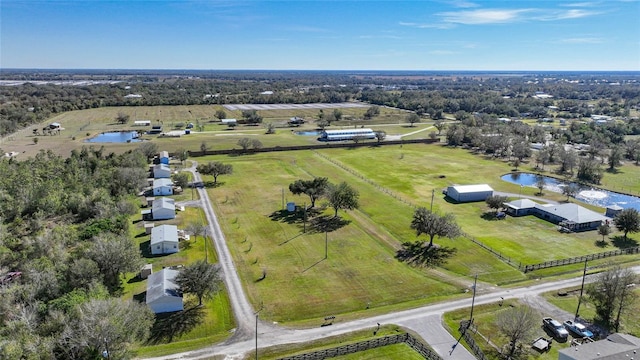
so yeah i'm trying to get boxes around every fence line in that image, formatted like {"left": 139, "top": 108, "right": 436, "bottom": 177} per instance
{"left": 463, "top": 235, "right": 520, "bottom": 268}
{"left": 459, "top": 321, "right": 490, "bottom": 360}
{"left": 522, "top": 246, "right": 640, "bottom": 273}
{"left": 278, "top": 333, "right": 442, "bottom": 360}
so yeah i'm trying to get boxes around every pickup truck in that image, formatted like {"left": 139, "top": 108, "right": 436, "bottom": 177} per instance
{"left": 563, "top": 320, "right": 594, "bottom": 338}
{"left": 543, "top": 317, "right": 568, "bottom": 339}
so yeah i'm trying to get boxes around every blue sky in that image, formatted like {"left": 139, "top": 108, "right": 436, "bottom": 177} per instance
{"left": 1, "top": 0, "right": 639, "bottom": 70}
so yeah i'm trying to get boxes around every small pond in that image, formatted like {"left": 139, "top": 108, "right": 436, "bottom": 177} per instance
{"left": 294, "top": 130, "right": 321, "bottom": 136}
{"left": 86, "top": 131, "right": 141, "bottom": 143}
{"left": 501, "top": 172, "right": 640, "bottom": 211}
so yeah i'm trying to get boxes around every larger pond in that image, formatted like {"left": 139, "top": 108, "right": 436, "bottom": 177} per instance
{"left": 501, "top": 173, "right": 640, "bottom": 211}
{"left": 85, "top": 131, "right": 141, "bottom": 143}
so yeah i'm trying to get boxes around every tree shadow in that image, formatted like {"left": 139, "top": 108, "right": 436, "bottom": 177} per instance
{"left": 128, "top": 276, "right": 145, "bottom": 285}
{"left": 146, "top": 304, "right": 205, "bottom": 344}
{"left": 395, "top": 241, "right": 458, "bottom": 268}
{"left": 605, "top": 168, "right": 622, "bottom": 175}
{"left": 202, "top": 181, "right": 225, "bottom": 188}
{"left": 308, "top": 215, "right": 350, "bottom": 233}
{"left": 135, "top": 231, "right": 148, "bottom": 238}
{"left": 611, "top": 235, "right": 639, "bottom": 249}
{"left": 481, "top": 212, "right": 500, "bottom": 221}
{"left": 269, "top": 209, "right": 304, "bottom": 224}
{"left": 594, "top": 240, "right": 609, "bottom": 248}
{"left": 132, "top": 290, "right": 146, "bottom": 302}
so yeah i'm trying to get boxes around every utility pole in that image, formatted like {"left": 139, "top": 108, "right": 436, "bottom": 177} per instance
{"left": 303, "top": 202, "right": 307, "bottom": 233}
{"left": 255, "top": 313, "right": 259, "bottom": 360}
{"left": 204, "top": 228, "right": 208, "bottom": 263}
{"left": 468, "top": 274, "right": 478, "bottom": 329}
{"left": 325, "top": 231, "right": 328, "bottom": 259}
{"left": 281, "top": 188, "right": 284, "bottom": 210}
{"left": 575, "top": 259, "right": 588, "bottom": 320}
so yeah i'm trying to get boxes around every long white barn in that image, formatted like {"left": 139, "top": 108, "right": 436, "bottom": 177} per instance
{"left": 319, "top": 128, "right": 376, "bottom": 141}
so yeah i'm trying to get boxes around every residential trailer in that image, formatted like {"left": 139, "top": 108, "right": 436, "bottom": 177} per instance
{"left": 150, "top": 225, "right": 179, "bottom": 255}
{"left": 146, "top": 268, "right": 183, "bottom": 313}
{"left": 445, "top": 184, "right": 494, "bottom": 203}
{"left": 159, "top": 151, "right": 170, "bottom": 164}
{"left": 153, "top": 178, "right": 173, "bottom": 196}
{"left": 153, "top": 163, "right": 171, "bottom": 178}
{"left": 141, "top": 197, "right": 175, "bottom": 220}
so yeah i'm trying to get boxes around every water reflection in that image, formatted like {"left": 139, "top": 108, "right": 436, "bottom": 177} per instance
{"left": 501, "top": 173, "right": 640, "bottom": 211}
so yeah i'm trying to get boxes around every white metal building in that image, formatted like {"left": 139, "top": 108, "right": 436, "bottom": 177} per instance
{"left": 153, "top": 178, "right": 173, "bottom": 196}
{"left": 159, "top": 151, "right": 170, "bottom": 164}
{"left": 319, "top": 128, "right": 376, "bottom": 141}
{"left": 153, "top": 164, "right": 171, "bottom": 179}
{"left": 150, "top": 225, "right": 180, "bottom": 255}
{"left": 146, "top": 268, "right": 183, "bottom": 313}
{"left": 445, "top": 184, "right": 494, "bottom": 203}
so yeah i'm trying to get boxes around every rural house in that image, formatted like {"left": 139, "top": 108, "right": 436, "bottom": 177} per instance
{"left": 153, "top": 178, "right": 173, "bottom": 196}
{"left": 146, "top": 268, "right": 183, "bottom": 313}
{"left": 558, "top": 333, "right": 640, "bottom": 360}
{"left": 444, "top": 184, "right": 494, "bottom": 203}
{"left": 150, "top": 224, "right": 180, "bottom": 255}
{"left": 141, "top": 197, "right": 176, "bottom": 220}
{"left": 503, "top": 200, "right": 607, "bottom": 231}
{"left": 159, "top": 151, "right": 170, "bottom": 164}
{"left": 153, "top": 163, "right": 171, "bottom": 178}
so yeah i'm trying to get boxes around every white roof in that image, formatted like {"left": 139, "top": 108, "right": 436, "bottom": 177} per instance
{"left": 449, "top": 184, "right": 494, "bottom": 193}
{"left": 504, "top": 199, "right": 537, "bottom": 209}
{"left": 159, "top": 151, "right": 169, "bottom": 158}
{"left": 540, "top": 203, "right": 607, "bottom": 224}
{"left": 153, "top": 197, "right": 175, "bottom": 211}
{"left": 154, "top": 163, "right": 170, "bottom": 172}
{"left": 146, "top": 268, "right": 181, "bottom": 304}
{"left": 153, "top": 178, "right": 173, "bottom": 188}
{"left": 324, "top": 128, "right": 374, "bottom": 134}
{"left": 151, "top": 225, "right": 179, "bottom": 246}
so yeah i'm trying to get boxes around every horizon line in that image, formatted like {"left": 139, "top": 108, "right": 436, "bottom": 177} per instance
{"left": 1, "top": 68, "right": 639, "bottom": 73}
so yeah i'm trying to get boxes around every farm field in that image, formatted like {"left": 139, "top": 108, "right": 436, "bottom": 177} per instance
{"left": 199, "top": 144, "right": 639, "bottom": 323}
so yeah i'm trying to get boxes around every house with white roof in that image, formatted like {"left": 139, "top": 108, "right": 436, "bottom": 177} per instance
{"left": 153, "top": 178, "right": 173, "bottom": 196}
{"left": 142, "top": 197, "right": 175, "bottom": 221}
{"left": 150, "top": 225, "right": 180, "bottom": 255}
{"left": 146, "top": 268, "right": 183, "bottom": 313}
{"left": 159, "top": 151, "right": 170, "bottom": 165}
{"left": 153, "top": 164, "right": 171, "bottom": 179}
{"left": 444, "top": 184, "right": 494, "bottom": 203}
{"left": 558, "top": 333, "right": 640, "bottom": 360}
{"left": 503, "top": 200, "right": 607, "bottom": 232}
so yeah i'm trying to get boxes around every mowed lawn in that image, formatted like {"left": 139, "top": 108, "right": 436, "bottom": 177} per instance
{"left": 204, "top": 152, "right": 463, "bottom": 323}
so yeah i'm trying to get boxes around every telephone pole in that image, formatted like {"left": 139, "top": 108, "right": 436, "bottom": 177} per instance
{"left": 575, "top": 259, "right": 588, "bottom": 320}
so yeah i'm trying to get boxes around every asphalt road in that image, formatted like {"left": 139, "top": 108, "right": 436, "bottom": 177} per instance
{"left": 159, "top": 162, "right": 638, "bottom": 360}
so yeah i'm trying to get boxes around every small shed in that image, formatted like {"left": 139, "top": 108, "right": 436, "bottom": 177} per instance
{"left": 221, "top": 118, "right": 237, "bottom": 125}
{"left": 150, "top": 225, "right": 179, "bottom": 255}
{"left": 134, "top": 120, "right": 151, "bottom": 126}
{"left": 144, "top": 222, "right": 155, "bottom": 235}
{"left": 140, "top": 264, "right": 153, "bottom": 279}
{"left": 153, "top": 164, "right": 171, "bottom": 179}
{"left": 605, "top": 204, "right": 624, "bottom": 218}
{"left": 445, "top": 184, "right": 494, "bottom": 203}
{"left": 159, "top": 151, "right": 170, "bottom": 164}
{"left": 146, "top": 268, "right": 183, "bottom": 314}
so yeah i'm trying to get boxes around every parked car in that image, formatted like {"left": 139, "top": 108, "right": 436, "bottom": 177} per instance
{"left": 543, "top": 317, "right": 569, "bottom": 339}
{"left": 563, "top": 320, "right": 594, "bottom": 338}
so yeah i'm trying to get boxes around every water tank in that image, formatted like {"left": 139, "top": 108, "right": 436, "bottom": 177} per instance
{"left": 287, "top": 202, "right": 296, "bottom": 212}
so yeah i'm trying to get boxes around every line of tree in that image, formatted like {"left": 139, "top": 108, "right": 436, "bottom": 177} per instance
{"left": 288, "top": 177, "right": 359, "bottom": 218}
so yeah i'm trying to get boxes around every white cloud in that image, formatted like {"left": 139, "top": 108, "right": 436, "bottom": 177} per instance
{"left": 398, "top": 21, "right": 454, "bottom": 29}
{"left": 438, "top": 9, "right": 532, "bottom": 24}
{"left": 535, "top": 9, "right": 601, "bottom": 21}
{"left": 557, "top": 37, "right": 603, "bottom": 44}
{"left": 559, "top": 2, "right": 600, "bottom": 7}
{"left": 449, "top": 0, "right": 480, "bottom": 8}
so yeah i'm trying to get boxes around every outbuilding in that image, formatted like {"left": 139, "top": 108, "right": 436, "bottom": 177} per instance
{"left": 153, "top": 164, "right": 171, "bottom": 179}
{"left": 153, "top": 178, "right": 173, "bottom": 196}
{"left": 146, "top": 268, "right": 183, "bottom": 314}
{"left": 159, "top": 151, "right": 170, "bottom": 164}
{"left": 444, "top": 184, "right": 494, "bottom": 203}
{"left": 141, "top": 197, "right": 175, "bottom": 220}
{"left": 150, "top": 225, "right": 179, "bottom": 255}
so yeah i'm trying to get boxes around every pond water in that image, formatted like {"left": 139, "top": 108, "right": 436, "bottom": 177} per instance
{"left": 86, "top": 131, "right": 141, "bottom": 143}
{"left": 501, "top": 173, "right": 640, "bottom": 211}
{"left": 294, "top": 130, "right": 321, "bottom": 136}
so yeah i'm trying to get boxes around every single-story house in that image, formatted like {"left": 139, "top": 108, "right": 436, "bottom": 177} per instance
{"left": 153, "top": 164, "right": 171, "bottom": 179}
{"left": 558, "top": 333, "right": 640, "bottom": 360}
{"left": 444, "top": 184, "right": 494, "bottom": 203}
{"left": 150, "top": 224, "right": 179, "bottom": 255}
{"left": 504, "top": 200, "right": 608, "bottom": 232}
{"left": 146, "top": 268, "right": 183, "bottom": 313}
{"left": 142, "top": 197, "right": 175, "bottom": 220}
{"left": 159, "top": 151, "right": 170, "bottom": 164}
{"left": 134, "top": 120, "right": 151, "bottom": 126}
{"left": 153, "top": 178, "right": 173, "bottom": 196}
{"left": 221, "top": 118, "right": 237, "bottom": 125}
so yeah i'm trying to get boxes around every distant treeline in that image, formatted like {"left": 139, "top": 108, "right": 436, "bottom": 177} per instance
{"left": 1, "top": 71, "right": 640, "bottom": 136}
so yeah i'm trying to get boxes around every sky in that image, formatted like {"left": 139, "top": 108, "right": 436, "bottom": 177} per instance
{"left": 1, "top": 0, "right": 639, "bottom": 71}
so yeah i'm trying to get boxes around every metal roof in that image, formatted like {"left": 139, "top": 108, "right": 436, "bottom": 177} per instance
{"left": 151, "top": 225, "right": 179, "bottom": 246}
{"left": 153, "top": 197, "right": 175, "bottom": 211}
{"left": 153, "top": 178, "right": 173, "bottom": 188}
{"left": 449, "top": 184, "right": 494, "bottom": 193}
{"left": 146, "top": 268, "right": 182, "bottom": 305}
{"left": 537, "top": 203, "right": 607, "bottom": 223}
{"left": 559, "top": 333, "right": 640, "bottom": 360}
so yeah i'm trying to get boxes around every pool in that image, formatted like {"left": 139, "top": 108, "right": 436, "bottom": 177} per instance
{"left": 86, "top": 131, "right": 141, "bottom": 143}
{"left": 501, "top": 172, "right": 640, "bottom": 211}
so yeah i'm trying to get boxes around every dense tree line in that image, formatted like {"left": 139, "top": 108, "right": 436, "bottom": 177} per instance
{"left": 0, "top": 147, "right": 152, "bottom": 358}
{"left": 1, "top": 71, "right": 639, "bottom": 136}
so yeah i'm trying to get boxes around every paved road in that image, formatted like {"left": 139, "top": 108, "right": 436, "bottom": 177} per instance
{"left": 154, "top": 162, "right": 638, "bottom": 360}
